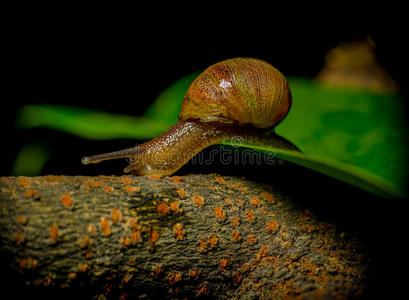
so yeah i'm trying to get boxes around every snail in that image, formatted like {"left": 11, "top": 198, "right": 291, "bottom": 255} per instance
{"left": 82, "top": 57, "right": 298, "bottom": 175}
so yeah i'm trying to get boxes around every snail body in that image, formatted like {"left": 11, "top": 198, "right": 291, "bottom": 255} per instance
{"left": 82, "top": 58, "right": 297, "bottom": 175}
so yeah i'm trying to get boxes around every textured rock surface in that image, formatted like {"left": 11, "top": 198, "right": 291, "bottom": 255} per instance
{"left": 0, "top": 174, "right": 370, "bottom": 299}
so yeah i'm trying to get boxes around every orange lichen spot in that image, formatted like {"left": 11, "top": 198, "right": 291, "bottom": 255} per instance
{"left": 152, "top": 265, "right": 164, "bottom": 278}
{"left": 321, "top": 237, "right": 329, "bottom": 249}
{"left": 299, "top": 257, "right": 321, "bottom": 278}
{"left": 170, "top": 201, "right": 182, "bottom": 214}
{"left": 230, "top": 183, "right": 239, "bottom": 189}
{"left": 67, "top": 272, "right": 77, "bottom": 280}
{"left": 214, "top": 206, "right": 226, "bottom": 221}
{"left": 168, "top": 272, "right": 182, "bottom": 285}
{"left": 148, "top": 175, "right": 162, "bottom": 179}
{"left": 81, "top": 264, "right": 88, "bottom": 273}
{"left": 121, "top": 178, "right": 133, "bottom": 184}
{"left": 197, "top": 285, "right": 208, "bottom": 296}
{"left": 50, "top": 225, "right": 62, "bottom": 243}
{"left": 198, "top": 239, "right": 208, "bottom": 253}
{"left": 105, "top": 186, "right": 113, "bottom": 193}
{"left": 17, "top": 177, "right": 29, "bottom": 187}
{"left": 215, "top": 176, "right": 226, "bottom": 184}
{"left": 15, "top": 232, "right": 24, "bottom": 244}
{"left": 85, "top": 251, "right": 92, "bottom": 259}
{"left": 87, "top": 225, "right": 97, "bottom": 234}
{"left": 282, "top": 240, "right": 291, "bottom": 248}
{"left": 231, "top": 217, "right": 240, "bottom": 228}
{"left": 61, "top": 192, "right": 73, "bottom": 207}
{"left": 301, "top": 224, "right": 316, "bottom": 233}
{"left": 240, "top": 263, "right": 251, "bottom": 273}
{"left": 260, "top": 191, "right": 275, "bottom": 203}
{"left": 123, "top": 273, "right": 133, "bottom": 284}
{"left": 84, "top": 180, "right": 103, "bottom": 188}
{"left": 280, "top": 230, "right": 289, "bottom": 238}
{"left": 198, "top": 234, "right": 218, "bottom": 253}
{"left": 189, "top": 269, "right": 201, "bottom": 280}
{"left": 230, "top": 206, "right": 239, "bottom": 213}
{"left": 235, "top": 199, "right": 244, "bottom": 207}
{"left": 302, "top": 209, "right": 312, "bottom": 219}
{"left": 106, "top": 284, "right": 113, "bottom": 295}
{"left": 124, "top": 185, "right": 140, "bottom": 193}
{"left": 256, "top": 245, "right": 269, "bottom": 262}
{"left": 171, "top": 176, "right": 183, "bottom": 184}
{"left": 76, "top": 236, "right": 91, "bottom": 249}
{"left": 232, "top": 231, "right": 242, "bottom": 242}
{"left": 127, "top": 217, "right": 138, "bottom": 227}
{"left": 259, "top": 246, "right": 268, "bottom": 257}
{"left": 17, "top": 215, "right": 28, "bottom": 226}
{"left": 111, "top": 208, "right": 123, "bottom": 224}
{"left": 245, "top": 210, "right": 255, "bottom": 222}
{"left": 19, "top": 257, "right": 37, "bottom": 272}
{"left": 208, "top": 234, "right": 218, "bottom": 248}
{"left": 128, "top": 218, "right": 141, "bottom": 231}
{"left": 320, "top": 223, "right": 330, "bottom": 230}
{"left": 219, "top": 258, "right": 231, "bottom": 273}
{"left": 177, "top": 188, "right": 187, "bottom": 199}
{"left": 276, "top": 234, "right": 291, "bottom": 249}
{"left": 260, "top": 207, "right": 267, "bottom": 215}
{"left": 266, "top": 220, "right": 279, "bottom": 233}
{"left": 131, "top": 231, "right": 142, "bottom": 244}
{"left": 44, "top": 276, "right": 52, "bottom": 286}
{"left": 150, "top": 229, "right": 159, "bottom": 243}
{"left": 247, "top": 234, "right": 257, "bottom": 245}
{"left": 24, "top": 189, "right": 40, "bottom": 199}
{"left": 157, "top": 202, "right": 170, "bottom": 215}
{"left": 250, "top": 196, "right": 260, "bottom": 207}
{"left": 173, "top": 223, "right": 186, "bottom": 241}
{"left": 232, "top": 271, "right": 242, "bottom": 285}
{"left": 240, "top": 186, "right": 247, "bottom": 193}
{"left": 225, "top": 197, "right": 232, "bottom": 206}
{"left": 45, "top": 175, "right": 63, "bottom": 182}
{"left": 193, "top": 194, "right": 204, "bottom": 206}
{"left": 100, "top": 217, "right": 111, "bottom": 236}
{"left": 121, "top": 236, "right": 131, "bottom": 247}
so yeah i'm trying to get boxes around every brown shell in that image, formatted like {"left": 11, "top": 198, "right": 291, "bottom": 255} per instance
{"left": 179, "top": 58, "right": 292, "bottom": 129}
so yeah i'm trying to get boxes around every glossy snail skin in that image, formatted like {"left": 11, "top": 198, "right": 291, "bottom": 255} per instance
{"left": 82, "top": 58, "right": 296, "bottom": 175}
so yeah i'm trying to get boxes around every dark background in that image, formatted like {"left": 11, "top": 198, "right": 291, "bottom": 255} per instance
{"left": 2, "top": 10, "right": 408, "bottom": 298}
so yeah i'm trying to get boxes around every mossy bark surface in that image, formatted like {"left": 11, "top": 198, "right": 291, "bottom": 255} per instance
{"left": 0, "top": 174, "right": 370, "bottom": 299}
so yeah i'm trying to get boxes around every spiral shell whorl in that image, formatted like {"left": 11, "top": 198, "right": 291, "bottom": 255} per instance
{"left": 179, "top": 57, "right": 291, "bottom": 129}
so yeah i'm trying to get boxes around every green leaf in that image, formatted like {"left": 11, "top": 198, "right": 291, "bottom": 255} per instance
{"left": 144, "top": 74, "right": 408, "bottom": 199}
{"left": 143, "top": 72, "right": 199, "bottom": 123}
{"left": 17, "top": 105, "right": 170, "bottom": 140}
{"left": 12, "top": 142, "right": 50, "bottom": 176}
{"left": 222, "top": 142, "right": 405, "bottom": 199}
{"left": 276, "top": 77, "right": 408, "bottom": 197}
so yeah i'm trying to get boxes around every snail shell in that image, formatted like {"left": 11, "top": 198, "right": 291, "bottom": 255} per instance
{"left": 179, "top": 57, "right": 292, "bottom": 129}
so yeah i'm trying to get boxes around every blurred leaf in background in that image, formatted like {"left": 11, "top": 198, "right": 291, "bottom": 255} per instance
{"left": 14, "top": 40, "right": 408, "bottom": 199}
{"left": 11, "top": 142, "right": 51, "bottom": 176}
{"left": 17, "top": 105, "right": 171, "bottom": 140}
{"left": 143, "top": 72, "right": 199, "bottom": 125}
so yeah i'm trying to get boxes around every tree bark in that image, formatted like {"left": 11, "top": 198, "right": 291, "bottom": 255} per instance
{"left": 0, "top": 174, "right": 370, "bottom": 299}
